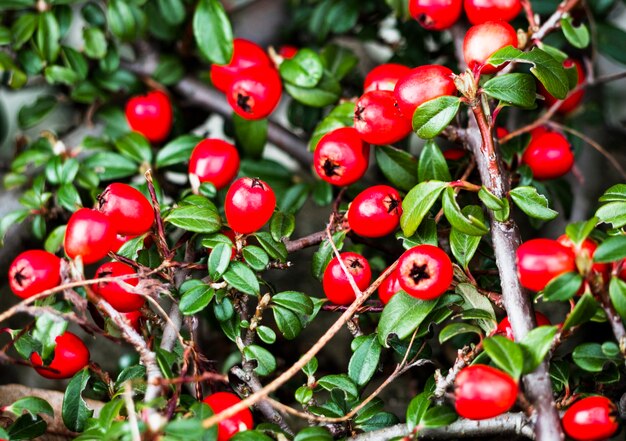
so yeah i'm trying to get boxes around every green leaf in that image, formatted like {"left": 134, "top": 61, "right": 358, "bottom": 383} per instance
{"left": 320, "top": 44, "right": 358, "bottom": 80}
{"left": 223, "top": 261, "right": 260, "bottom": 295}
{"left": 597, "top": 23, "right": 626, "bottom": 66}
{"left": 284, "top": 74, "right": 341, "bottom": 107}
{"left": 510, "top": 186, "right": 558, "bottom": 220}
{"left": 272, "top": 305, "right": 303, "bottom": 340}
{"left": 311, "top": 231, "right": 346, "bottom": 280}
{"left": 231, "top": 431, "right": 273, "bottom": 441}
{"left": 279, "top": 48, "right": 324, "bottom": 88}
{"left": 158, "top": 0, "right": 186, "bottom": 25}
{"left": 412, "top": 96, "right": 460, "bottom": 139}
{"left": 84, "top": 152, "right": 138, "bottom": 180}
{"left": 254, "top": 231, "right": 288, "bottom": 262}
{"left": 418, "top": 140, "right": 451, "bottom": 182}
{"left": 442, "top": 189, "right": 489, "bottom": 236}
{"left": 256, "top": 325, "right": 276, "bottom": 344}
{"left": 594, "top": 236, "right": 626, "bottom": 263}
{"left": 400, "top": 181, "right": 447, "bottom": 237}
{"left": 5, "top": 397, "right": 53, "bottom": 417}
{"left": 57, "top": 183, "right": 81, "bottom": 211}
{"left": 165, "top": 198, "right": 221, "bottom": 233}
{"left": 107, "top": 0, "right": 138, "bottom": 40}
{"left": 62, "top": 369, "right": 93, "bottom": 432}
{"left": 7, "top": 414, "right": 46, "bottom": 440}
{"left": 294, "top": 427, "right": 332, "bottom": 441}
{"left": 193, "top": 0, "right": 233, "bottom": 64}
{"left": 377, "top": 292, "right": 439, "bottom": 347}
{"left": 156, "top": 135, "right": 203, "bottom": 168}
{"left": 83, "top": 27, "right": 107, "bottom": 59}
{"left": 520, "top": 325, "right": 558, "bottom": 373}
{"left": 308, "top": 102, "right": 354, "bottom": 151}
{"left": 572, "top": 342, "right": 619, "bottom": 372}
{"left": 439, "top": 323, "right": 482, "bottom": 344}
{"left": 317, "top": 374, "right": 358, "bottom": 399}
{"left": 243, "top": 345, "right": 276, "bottom": 376}
{"left": 609, "top": 277, "right": 626, "bottom": 322}
{"left": 565, "top": 218, "right": 598, "bottom": 247}
{"left": 561, "top": 17, "right": 590, "bottom": 49}
{"left": 488, "top": 47, "right": 568, "bottom": 100}
{"left": 421, "top": 405, "right": 457, "bottom": 428}
{"left": 115, "top": 132, "right": 153, "bottom": 164}
{"left": 44, "top": 225, "right": 66, "bottom": 254}
{"left": 37, "top": 12, "right": 60, "bottom": 62}
{"left": 180, "top": 283, "right": 215, "bottom": 315}
{"left": 375, "top": 145, "right": 419, "bottom": 191}
{"left": 599, "top": 184, "right": 626, "bottom": 203}
{"left": 455, "top": 283, "right": 496, "bottom": 333}
{"left": 450, "top": 210, "right": 482, "bottom": 269}
{"left": 44, "top": 65, "right": 80, "bottom": 86}
{"left": 270, "top": 211, "right": 295, "bottom": 241}
{"left": 562, "top": 292, "right": 600, "bottom": 331}
{"left": 483, "top": 335, "right": 523, "bottom": 379}
{"left": 543, "top": 272, "right": 582, "bottom": 301}
{"left": 18, "top": 95, "right": 57, "bottom": 129}
{"left": 595, "top": 201, "right": 626, "bottom": 228}
{"left": 34, "top": 313, "right": 67, "bottom": 361}
{"left": 406, "top": 392, "right": 431, "bottom": 431}
{"left": 11, "top": 13, "right": 37, "bottom": 50}
{"left": 272, "top": 291, "right": 314, "bottom": 315}
{"left": 483, "top": 73, "right": 537, "bottom": 108}
{"left": 348, "top": 334, "right": 382, "bottom": 386}
{"left": 233, "top": 114, "right": 267, "bottom": 158}
{"left": 153, "top": 55, "right": 185, "bottom": 86}
{"left": 208, "top": 243, "right": 232, "bottom": 281}
{"left": 242, "top": 246, "right": 269, "bottom": 271}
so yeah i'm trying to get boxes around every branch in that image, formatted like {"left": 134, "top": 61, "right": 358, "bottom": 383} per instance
{"left": 284, "top": 230, "right": 328, "bottom": 253}
{"left": 531, "top": 0, "right": 581, "bottom": 42}
{"left": 348, "top": 413, "right": 535, "bottom": 440}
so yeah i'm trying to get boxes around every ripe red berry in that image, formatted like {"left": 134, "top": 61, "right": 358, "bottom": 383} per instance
{"left": 409, "top": 0, "right": 463, "bottom": 30}
{"left": 354, "top": 90, "right": 412, "bottom": 146}
{"left": 495, "top": 312, "right": 551, "bottom": 341}
{"left": 313, "top": 127, "right": 370, "bottom": 187}
{"left": 30, "top": 331, "right": 90, "bottom": 379}
{"left": 397, "top": 245, "right": 453, "bottom": 300}
{"left": 8, "top": 250, "right": 61, "bottom": 299}
{"left": 227, "top": 65, "right": 282, "bottom": 120}
{"left": 496, "top": 126, "right": 509, "bottom": 139}
{"left": 516, "top": 238, "right": 577, "bottom": 292}
{"left": 454, "top": 364, "right": 518, "bottom": 420}
{"left": 225, "top": 177, "right": 276, "bottom": 234}
{"left": 92, "top": 261, "right": 144, "bottom": 312}
{"left": 65, "top": 208, "right": 117, "bottom": 265}
{"left": 203, "top": 392, "right": 254, "bottom": 441}
{"left": 125, "top": 90, "right": 173, "bottom": 143}
{"left": 393, "top": 65, "right": 456, "bottom": 118}
{"left": 97, "top": 183, "right": 154, "bottom": 236}
{"left": 364, "top": 63, "right": 412, "bottom": 93}
{"left": 347, "top": 185, "right": 403, "bottom": 238}
{"left": 188, "top": 139, "right": 240, "bottom": 190}
{"left": 443, "top": 148, "right": 467, "bottom": 161}
{"left": 521, "top": 131, "right": 574, "bottom": 180}
{"left": 123, "top": 310, "right": 143, "bottom": 332}
{"left": 464, "top": 0, "right": 522, "bottom": 25}
{"left": 557, "top": 235, "right": 609, "bottom": 276}
{"left": 211, "top": 39, "right": 271, "bottom": 93}
{"left": 323, "top": 252, "right": 372, "bottom": 305}
{"left": 278, "top": 45, "right": 298, "bottom": 59}
{"left": 378, "top": 268, "right": 402, "bottom": 305}
{"left": 562, "top": 396, "right": 619, "bottom": 441}
{"left": 539, "top": 58, "right": 586, "bottom": 114}
{"left": 463, "top": 21, "right": 518, "bottom": 75}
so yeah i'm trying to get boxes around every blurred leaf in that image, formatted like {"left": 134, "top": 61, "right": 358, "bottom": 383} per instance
{"left": 317, "top": 374, "right": 358, "bottom": 399}
{"left": 156, "top": 134, "right": 202, "bottom": 168}
{"left": 5, "top": 397, "right": 53, "bottom": 418}
{"left": 11, "top": 13, "right": 37, "bottom": 49}
{"left": 561, "top": 17, "right": 590, "bottom": 49}
{"left": 308, "top": 102, "right": 354, "bottom": 151}
{"left": 375, "top": 145, "right": 419, "bottom": 191}
{"left": 543, "top": 272, "right": 582, "bottom": 301}
{"left": 18, "top": 95, "right": 57, "bottom": 129}
{"left": 153, "top": 55, "right": 185, "bottom": 85}
{"left": 233, "top": 114, "right": 267, "bottom": 158}
{"left": 594, "top": 236, "right": 626, "bottom": 263}
{"left": 284, "top": 74, "right": 341, "bottom": 107}
{"left": 439, "top": 323, "right": 482, "bottom": 343}
{"left": 572, "top": 342, "right": 620, "bottom": 372}
{"left": 7, "top": 414, "right": 47, "bottom": 440}
{"left": 483, "top": 335, "right": 523, "bottom": 379}
{"left": 320, "top": 44, "right": 358, "bottom": 80}
{"left": 510, "top": 186, "right": 558, "bottom": 220}
{"left": 193, "top": 0, "right": 233, "bottom": 64}
{"left": 280, "top": 48, "right": 324, "bottom": 88}
{"left": 158, "top": 0, "right": 186, "bottom": 25}
{"left": 520, "top": 325, "right": 558, "bottom": 373}
{"left": 83, "top": 27, "right": 107, "bottom": 59}
{"left": 562, "top": 292, "right": 600, "bottom": 331}
{"left": 609, "top": 277, "right": 626, "bottom": 322}
{"left": 37, "top": 12, "right": 60, "bottom": 62}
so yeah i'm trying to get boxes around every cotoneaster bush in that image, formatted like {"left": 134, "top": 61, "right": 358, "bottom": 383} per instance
{"left": 0, "top": 1, "right": 625, "bottom": 441}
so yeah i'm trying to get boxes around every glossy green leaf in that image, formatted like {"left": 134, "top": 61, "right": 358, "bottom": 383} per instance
{"left": 561, "top": 16, "right": 590, "bottom": 49}
{"left": 279, "top": 48, "right": 324, "bottom": 88}
{"left": 165, "top": 197, "right": 221, "bottom": 233}
{"left": 510, "top": 186, "right": 558, "bottom": 220}
{"left": 377, "top": 292, "right": 439, "bottom": 347}
{"left": 180, "top": 283, "right": 214, "bottom": 315}
{"left": 520, "top": 325, "right": 558, "bottom": 373}
{"left": 543, "top": 272, "right": 582, "bottom": 301}
{"left": 18, "top": 95, "right": 57, "bottom": 129}
{"left": 242, "top": 246, "right": 269, "bottom": 271}
{"left": 418, "top": 140, "right": 451, "bottom": 182}
{"left": 272, "top": 291, "right": 314, "bottom": 315}
{"left": 443, "top": 189, "right": 489, "bottom": 236}
{"left": 412, "top": 96, "right": 460, "bottom": 139}
{"left": 243, "top": 345, "right": 276, "bottom": 376}
{"left": 37, "top": 12, "right": 60, "bottom": 62}
{"left": 483, "top": 335, "right": 523, "bottom": 379}
{"left": 400, "top": 180, "right": 446, "bottom": 237}
{"left": 375, "top": 145, "right": 419, "bottom": 191}
{"left": 233, "top": 114, "right": 267, "bottom": 158}
{"left": 438, "top": 323, "right": 482, "bottom": 344}
{"left": 156, "top": 135, "right": 203, "bottom": 168}
{"left": 84, "top": 152, "right": 138, "bottom": 180}
{"left": 348, "top": 334, "right": 382, "bottom": 386}
{"left": 223, "top": 261, "right": 260, "bottom": 295}
{"left": 317, "top": 374, "right": 358, "bottom": 399}
{"left": 272, "top": 305, "right": 303, "bottom": 340}
{"left": 562, "top": 292, "right": 600, "bottom": 331}
{"left": 62, "top": 369, "right": 93, "bottom": 432}
{"left": 284, "top": 74, "right": 341, "bottom": 108}
{"left": 594, "top": 236, "right": 626, "bottom": 263}
{"left": 609, "top": 277, "right": 626, "bottom": 322}
{"left": 483, "top": 73, "right": 537, "bottom": 108}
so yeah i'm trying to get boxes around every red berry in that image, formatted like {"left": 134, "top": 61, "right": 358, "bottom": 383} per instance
{"left": 496, "top": 126, "right": 509, "bottom": 139}
{"left": 409, "top": 0, "right": 463, "bottom": 30}
{"left": 454, "top": 364, "right": 518, "bottom": 420}
{"left": 125, "top": 90, "right": 173, "bottom": 143}
{"left": 463, "top": 21, "right": 518, "bottom": 75}
{"left": 443, "top": 148, "right": 467, "bottom": 161}
{"left": 227, "top": 65, "right": 282, "bottom": 120}
{"left": 8, "top": 250, "right": 61, "bottom": 299}
{"left": 313, "top": 127, "right": 370, "bottom": 187}
{"left": 539, "top": 58, "right": 586, "bottom": 114}
{"left": 522, "top": 131, "right": 574, "bottom": 180}
{"left": 557, "top": 235, "right": 609, "bottom": 276}
{"left": 354, "top": 90, "right": 412, "bottom": 146}
{"left": 30, "top": 331, "right": 90, "bottom": 379}
{"left": 562, "top": 396, "right": 619, "bottom": 441}
{"left": 225, "top": 177, "right": 276, "bottom": 234}
{"left": 464, "top": 0, "right": 522, "bottom": 25}
{"left": 516, "top": 238, "right": 577, "bottom": 292}
{"left": 210, "top": 38, "right": 271, "bottom": 93}
{"left": 495, "top": 312, "right": 551, "bottom": 341}
{"left": 203, "top": 392, "right": 254, "bottom": 441}
{"left": 97, "top": 183, "right": 154, "bottom": 236}
{"left": 397, "top": 245, "right": 453, "bottom": 300}
{"left": 278, "top": 45, "right": 298, "bottom": 59}
{"left": 378, "top": 268, "right": 402, "bottom": 305}
{"left": 123, "top": 310, "right": 143, "bottom": 332}
{"left": 364, "top": 63, "right": 412, "bottom": 93}
{"left": 65, "top": 208, "right": 117, "bottom": 264}
{"left": 92, "top": 262, "right": 144, "bottom": 312}
{"left": 347, "top": 185, "right": 403, "bottom": 238}
{"left": 323, "top": 252, "right": 372, "bottom": 305}
{"left": 393, "top": 65, "right": 456, "bottom": 118}
{"left": 188, "top": 139, "right": 240, "bottom": 190}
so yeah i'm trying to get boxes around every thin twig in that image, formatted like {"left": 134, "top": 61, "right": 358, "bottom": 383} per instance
{"left": 123, "top": 381, "right": 141, "bottom": 441}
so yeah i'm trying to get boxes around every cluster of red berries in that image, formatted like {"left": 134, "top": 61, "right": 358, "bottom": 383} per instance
{"left": 211, "top": 38, "right": 282, "bottom": 120}
{"left": 409, "top": 0, "right": 521, "bottom": 31}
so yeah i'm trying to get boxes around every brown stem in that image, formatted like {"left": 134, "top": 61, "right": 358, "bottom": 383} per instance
{"left": 284, "top": 230, "right": 328, "bottom": 253}
{"left": 145, "top": 170, "right": 171, "bottom": 259}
